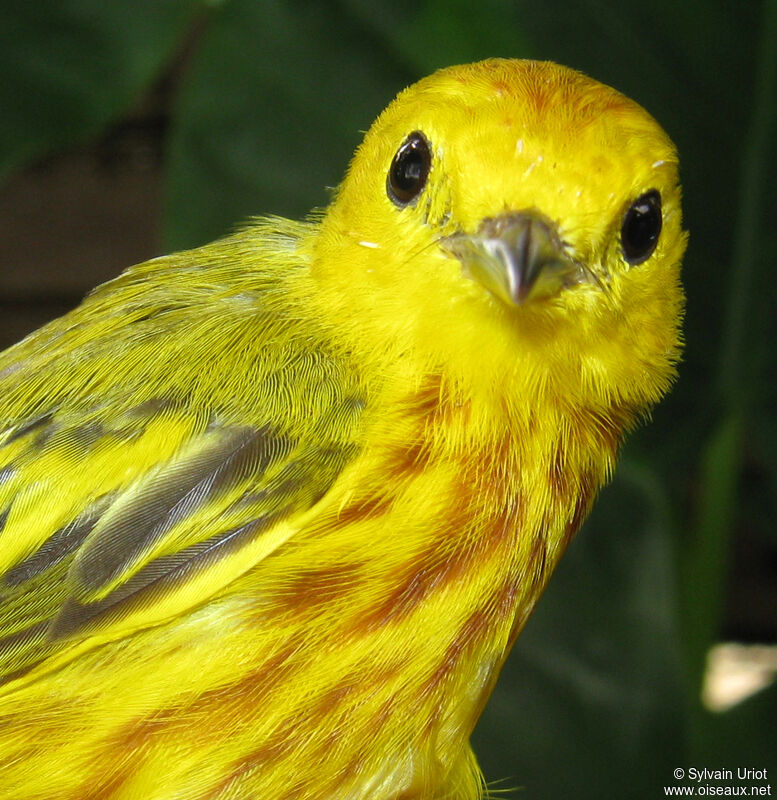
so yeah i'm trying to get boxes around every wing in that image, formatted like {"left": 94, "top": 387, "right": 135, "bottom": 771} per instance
{"left": 0, "top": 220, "right": 365, "bottom": 684}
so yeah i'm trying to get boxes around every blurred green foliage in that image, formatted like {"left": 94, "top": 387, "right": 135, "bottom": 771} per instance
{"left": 1, "top": 0, "right": 776, "bottom": 796}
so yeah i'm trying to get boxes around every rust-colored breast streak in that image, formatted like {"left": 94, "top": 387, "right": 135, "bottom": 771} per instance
{"left": 271, "top": 562, "right": 364, "bottom": 615}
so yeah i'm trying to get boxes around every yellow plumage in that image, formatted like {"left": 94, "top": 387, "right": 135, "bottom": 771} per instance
{"left": 0, "top": 59, "right": 685, "bottom": 799}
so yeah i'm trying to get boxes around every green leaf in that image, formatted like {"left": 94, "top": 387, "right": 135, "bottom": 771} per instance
{"left": 164, "top": 0, "right": 413, "bottom": 248}
{"left": 0, "top": 0, "right": 201, "bottom": 181}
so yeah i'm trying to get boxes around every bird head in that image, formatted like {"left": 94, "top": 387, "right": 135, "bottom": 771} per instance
{"left": 312, "top": 59, "right": 686, "bottom": 419}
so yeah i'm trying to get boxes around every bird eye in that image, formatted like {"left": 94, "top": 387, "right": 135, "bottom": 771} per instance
{"left": 621, "top": 190, "right": 662, "bottom": 265}
{"left": 387, "top": 131, "right": 431, "bottom": 207}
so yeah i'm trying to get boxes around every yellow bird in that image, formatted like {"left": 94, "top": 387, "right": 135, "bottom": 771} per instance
{"left": 0, "top": 59, "right": 684, "bottom": 799}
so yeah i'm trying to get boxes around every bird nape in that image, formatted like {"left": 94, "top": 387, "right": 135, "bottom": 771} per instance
{"left": 0, "top": 59, "right": 685, "bottom": 799}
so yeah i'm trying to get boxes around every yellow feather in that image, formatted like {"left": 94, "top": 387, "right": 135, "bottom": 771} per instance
{"left": 0, "top": 59, "right": 684, "bottom": 799}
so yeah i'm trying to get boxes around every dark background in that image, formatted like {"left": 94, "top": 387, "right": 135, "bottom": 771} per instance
{"left": 1, "top": 1, "right": 775, "bottom": 797}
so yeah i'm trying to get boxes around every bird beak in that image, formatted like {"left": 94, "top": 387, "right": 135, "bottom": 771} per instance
{"left": 441, "top": 211, "right": 584, "bottom": 306}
